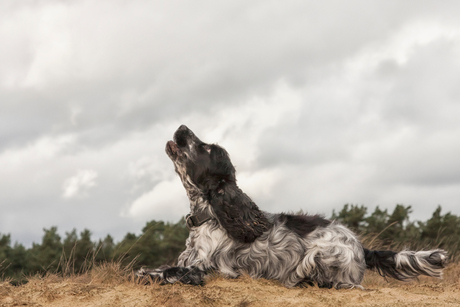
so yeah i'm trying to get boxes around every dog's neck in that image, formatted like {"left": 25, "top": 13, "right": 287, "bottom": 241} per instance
{"left": 174, "top": 170, "right": 216, "bottom": 218}
{"left": 174, "top": 171, "right": 206, "bottom": 213}
{"left": 187, "top": 191, "right": 210, "bottom": 214}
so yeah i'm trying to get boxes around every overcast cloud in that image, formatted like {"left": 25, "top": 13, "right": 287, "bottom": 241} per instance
{"left": 2, "top": 1, "right": 460, "bottom": 246}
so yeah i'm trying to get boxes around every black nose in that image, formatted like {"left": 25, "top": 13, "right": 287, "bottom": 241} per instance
{"left": 178, "top": 125, "right": 189, "bottom": 131}
{"left": 174, "top": 125, "right": 193, "bottom": 147}
{"left": 176, "top": 125, "right": 194, "bottom": 137}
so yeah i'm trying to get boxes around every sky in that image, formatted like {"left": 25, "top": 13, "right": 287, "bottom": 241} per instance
{"left": 2, "top": 1, "right": 460, "bottom": 246}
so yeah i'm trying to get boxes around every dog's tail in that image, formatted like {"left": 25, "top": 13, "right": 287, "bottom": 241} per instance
{"left": 364, "top": 248, "right": 448, "bottom": 281}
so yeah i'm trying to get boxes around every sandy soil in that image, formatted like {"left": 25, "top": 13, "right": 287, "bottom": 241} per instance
{"left": 1, "top": 265, "right": 459, "bottom": 307}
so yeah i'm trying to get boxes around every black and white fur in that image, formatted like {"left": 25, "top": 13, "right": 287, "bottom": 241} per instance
{"left": 137, "top": 125, "right": 448, "bottom": 289}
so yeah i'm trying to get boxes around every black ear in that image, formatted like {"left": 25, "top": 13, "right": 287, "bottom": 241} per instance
{"left": 209, "top": 184, "right": 271, "bottom": 243}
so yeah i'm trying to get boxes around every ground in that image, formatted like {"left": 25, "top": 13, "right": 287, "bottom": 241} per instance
{"left": 1, "top": 264, "right": 459, "bottom": 307}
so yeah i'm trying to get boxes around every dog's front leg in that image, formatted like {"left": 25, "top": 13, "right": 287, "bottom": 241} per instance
{"left": 137, "top": 265, "right": 205, "bottom": 285}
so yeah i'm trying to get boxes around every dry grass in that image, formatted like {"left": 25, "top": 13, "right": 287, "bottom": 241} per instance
{"left": 1, "top": 260, "right": 460, "bottom": 307}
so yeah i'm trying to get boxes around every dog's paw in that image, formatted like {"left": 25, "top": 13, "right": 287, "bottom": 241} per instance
{"left": 136, "top": 268, "right": 165, "bottom": 284}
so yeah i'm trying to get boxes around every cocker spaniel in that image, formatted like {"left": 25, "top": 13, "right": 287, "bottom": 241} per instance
{"left": 137, "top": 125, "right": 447, "bottom": 289}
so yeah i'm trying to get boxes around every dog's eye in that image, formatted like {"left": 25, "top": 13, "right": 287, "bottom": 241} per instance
{"left": 203, "top": 145, "right": 211, "bottom": 154}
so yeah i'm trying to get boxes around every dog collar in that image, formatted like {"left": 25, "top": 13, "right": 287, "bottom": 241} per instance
{"left": 185, "top": 211, "right": 213, "bottom": 229}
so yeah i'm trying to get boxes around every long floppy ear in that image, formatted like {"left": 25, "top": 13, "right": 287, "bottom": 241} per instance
{"left": 209, "top": 183, "right": 271, "bottom": 243}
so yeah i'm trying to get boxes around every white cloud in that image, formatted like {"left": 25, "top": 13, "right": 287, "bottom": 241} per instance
{"left": 1, "top": 134, "right": 75, "bottom": 169}
{"left": 62, "top": 169, "right": 98, "bottom": 199}
{"left": 126, "top": 178, "right": 189, "bottom": 222}
{"left": 237, "top": 168, "right": 283, "bottom": 203}
{"left": 198, "top": 80, "right": 303, "bottom": 171}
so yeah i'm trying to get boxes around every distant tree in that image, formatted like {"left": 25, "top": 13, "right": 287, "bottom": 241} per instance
{"left": 113, "top": 232, "right": 139, "bottom": 266}
{"left": 63, "top": 229, "right": 78, "bottom": 259}
{"left": 95, "top": 234, "right": 115, "bottom": 263}
{"left": 28, "top": 227, "right": 62, "bottom": 274}
{"left": 0, "top": 234, "right": 12, "bottom": 277}
{"left": 364, "top": 206, "right": 389, "bottom": 235}
{"left": 136, "top": 220, "right": 168, "bottom": 267}
{"left": 73, "top": 229, "right": 94, "bottom": 272}
{"left": 0, "top": 234, "right": 29, "bottom": 282}
{"left": 331, "top": 204, "right": 367, "bottom": 231}
{"left": 382, "top": 204, "right": 419, "bottom": 242}
{"left": 9, "top": 243, "right": 28, "bottom": 276}
{"left": 157, "top": 217, "right": 189, "bottom": 265}
{"left": 0, "top": 234, "right": 10, "bottom": 258}
{"left": 419, "top": 205, "right": 460, "bottom": 245}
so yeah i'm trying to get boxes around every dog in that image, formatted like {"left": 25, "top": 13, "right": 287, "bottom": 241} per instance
{"left": 137, "top": 125, "right": 448, "bottom": 288}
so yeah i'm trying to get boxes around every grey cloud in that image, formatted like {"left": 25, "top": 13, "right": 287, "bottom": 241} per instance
{"left": 4, "top": 1, "right": 453, "bottom": 146}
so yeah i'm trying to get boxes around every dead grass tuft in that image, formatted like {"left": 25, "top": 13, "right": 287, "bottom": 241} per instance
{"left": 90, "top": 260, "right": 136, "bottom": 285}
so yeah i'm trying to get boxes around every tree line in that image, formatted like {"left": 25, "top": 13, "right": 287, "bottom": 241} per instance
{"left": 1, "top": 205, "right": 459, "bottom": 283}
{"left": 0, "top": 219, "right": 189, "bottom": 283}
{"left": 331, "top": 204, "right": 460, "bottom": 249}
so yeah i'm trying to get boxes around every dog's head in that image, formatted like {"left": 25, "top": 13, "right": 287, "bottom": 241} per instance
{"left": 166, "top": 125, "right": 270, "bottom": 243}
{"left": 166, "top": 125, "right": 236, "bottom": 193}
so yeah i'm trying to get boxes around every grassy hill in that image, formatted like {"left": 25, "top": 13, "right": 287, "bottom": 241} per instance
{"left": 1, "top": 262, "right": 459, "bottom": 307}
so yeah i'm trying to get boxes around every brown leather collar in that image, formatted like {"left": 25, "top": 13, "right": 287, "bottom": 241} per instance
{"left": 185, "top": 211, "right": 213, "bottom": 229}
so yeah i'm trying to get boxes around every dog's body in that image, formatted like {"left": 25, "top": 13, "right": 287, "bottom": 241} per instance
{"left": 137, "top": 125, "right": 447, "bottom": 288}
